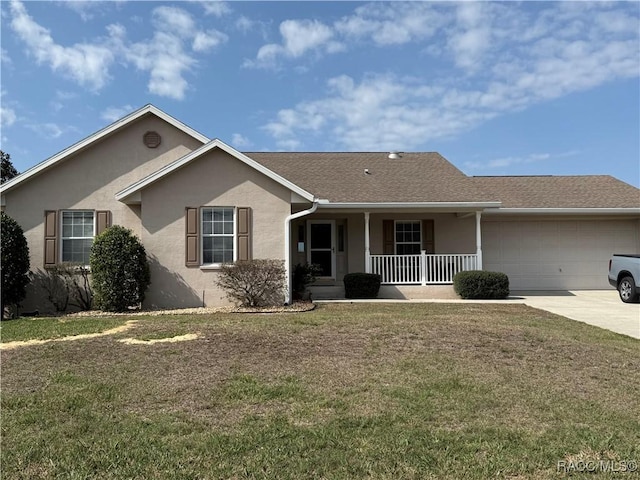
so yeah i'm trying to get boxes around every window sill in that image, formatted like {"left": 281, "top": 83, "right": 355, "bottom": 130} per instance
{"left": 200, "top": 264, "right": 224, "bottom": 271}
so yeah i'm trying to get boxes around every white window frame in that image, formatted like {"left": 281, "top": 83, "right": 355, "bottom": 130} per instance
{"left": 395, "top": 220, "right": 422, "bottom": 255}
{"left": 201, "top": 206, "right": 236, "bottom": 267}
{"left": 60, "top": 210, "right": 96, "bottom": 265}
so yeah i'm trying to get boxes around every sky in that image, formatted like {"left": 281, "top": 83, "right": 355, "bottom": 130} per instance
{"left": 1, "top": 0, "right": 639, "bottom": 187}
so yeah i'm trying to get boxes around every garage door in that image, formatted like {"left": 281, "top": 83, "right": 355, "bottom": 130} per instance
{"left": 482, "top": 219, "right": 639, "bottom": 290}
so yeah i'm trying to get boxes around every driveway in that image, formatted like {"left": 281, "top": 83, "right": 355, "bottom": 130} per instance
{"left": 514, "top": 290, "right": 640, "bottom": 339}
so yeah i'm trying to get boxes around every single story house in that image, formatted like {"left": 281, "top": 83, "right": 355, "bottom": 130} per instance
{"left": 2, "top": 104, "right": 639, "bottom": 310}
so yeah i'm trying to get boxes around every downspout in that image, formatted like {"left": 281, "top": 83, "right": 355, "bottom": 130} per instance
{"left": 284, "top": 199, "right": 319, "bottom": 304}
{"left": 475, "top": 211, "right": 483, "bottom": 270}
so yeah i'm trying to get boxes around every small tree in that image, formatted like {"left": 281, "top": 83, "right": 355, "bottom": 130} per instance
{"left": 1, "top": 151, "right": 19, "bottom": 184}
{"left": 90, "top": 225, "right": 150, "bottom": 312}
{"left": 1, "top": 212, "right": 30, "bottom": 319}
{"left": 216, "top": 259, "right": 286, "bottom": 307}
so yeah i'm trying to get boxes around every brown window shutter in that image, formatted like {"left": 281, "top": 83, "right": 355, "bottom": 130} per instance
{"left": 382, "top": 220, "right": 394, "bottom": 255}
{"left": 422, "top": 219, "right": 435, "bottom": 254}
{"left": 44, "top": 210, "right": 58, "bottom": 267}
{"left": 185, "top": 207, "right": 199, "bottom": 267}
{"left": 96, "top": 210, "right": 112, "bottom": 235}
{"left": 236, "top": 207, "right": 252, "bottom": 261}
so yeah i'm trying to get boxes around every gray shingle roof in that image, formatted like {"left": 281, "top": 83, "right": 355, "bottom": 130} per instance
{"left": 471, "top": 175, "right": 640, "bottom": 208}
{"left": 246, "top": 152, "right": 496, "bottom": 203}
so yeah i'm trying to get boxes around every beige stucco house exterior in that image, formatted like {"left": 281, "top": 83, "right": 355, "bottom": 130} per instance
{"left": 2, "top": 105, "right": 639, "bottom": 311}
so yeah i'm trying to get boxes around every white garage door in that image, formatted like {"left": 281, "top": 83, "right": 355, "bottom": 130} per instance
{"left": 482, "top": 219, "right": 639, "bottom": 290}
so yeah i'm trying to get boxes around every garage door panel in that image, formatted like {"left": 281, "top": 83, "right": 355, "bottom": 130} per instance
{"left": 482, "top": 219, "right": 639, "bottom": 290}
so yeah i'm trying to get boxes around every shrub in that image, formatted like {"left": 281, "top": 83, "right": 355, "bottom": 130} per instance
{"left": 453, "top": 270, "right": 510, "bottom": 299}
{"left": 1, "top": 212, "right": 30, "bottom": 319}
{"left": 90, "top": 226, "right": 150, "bottom": 312}
{"left": 216, "top": 259, "right": 286, "bottom": 307}
{"left": 31, "top": 263, "right": 93, "bottom": 313}
{"left": 292, "top": 263, "right": 322, "bottom": 300}
{"left": 344, "top": 272, "right": 382, "bottom": 299}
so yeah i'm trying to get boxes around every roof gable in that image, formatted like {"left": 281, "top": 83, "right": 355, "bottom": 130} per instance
{"left": 0, "top": 104, "right": 209, "bottom": 195}
{"left": 116, "top": 139, "right": 315, "bottom": 203}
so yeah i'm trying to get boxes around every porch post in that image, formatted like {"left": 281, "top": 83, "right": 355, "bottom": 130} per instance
{"left": 475, "top": 211, "right": 483, "bottom": 270}
{"left": 364, "top": 212, "right": 371, "bottom": 273}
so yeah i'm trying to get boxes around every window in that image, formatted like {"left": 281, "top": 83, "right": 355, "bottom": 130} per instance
{"left": 61, "top": 211, "right": 95, "bottom": 264}
{"left": 395, "top": 221, "right": 421, "bottom": 255}
{"left": 202, "top": 207, "right": 235, "bottom": 264}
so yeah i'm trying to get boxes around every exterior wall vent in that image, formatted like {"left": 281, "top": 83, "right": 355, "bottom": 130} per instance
{"left": 143, "top": 131, "right": 162, "bottom": 148}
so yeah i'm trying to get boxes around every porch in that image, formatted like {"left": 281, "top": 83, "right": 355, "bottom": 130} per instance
{"left": 289, "top": 209, "right": 485, "bottom": 299}
{"left": 369, "top": 252, "right": 479, "bottom": 285}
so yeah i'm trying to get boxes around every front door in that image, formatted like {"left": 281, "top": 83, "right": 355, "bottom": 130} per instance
{"left": 307, "top": 220, "right": 335, "bottom": 278}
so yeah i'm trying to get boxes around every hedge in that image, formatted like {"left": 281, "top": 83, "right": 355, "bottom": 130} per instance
{"left": 344, "top": 273, "right": 382, "bottom": 299}
{"left": 453, "top": 270, "right": 510, "bottom": 299}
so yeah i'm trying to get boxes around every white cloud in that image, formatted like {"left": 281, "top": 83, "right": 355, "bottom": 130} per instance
{"left": 247, "top": 19, "right": 343, "bottom": 68}
{"left": 60, "top": 0, "right": 119, "bottom": 21}
{"left": 1, "top": 48, "right": 11, "bottom": 65}
{"left": 263, "top": 2, "right": 640, "bottom": 151}
{"left": 152, "top": 6, "right": 196, "bottom": 38}
{"left": 10, "top": 0, "right": 116, "bottom": 91}
{"left": 26, "top": 122, "right": 67, "bottom": 139}
{"left": 335, "top": 2, "right": 445, "bottom": 46}
{"left": 9, "top": 1, "right": 229, "bottom": 100}
{"left": 0, "top": 106, "right": 17, "bottom": 128}
{"left": 192, "top": 30, "right": 228, "bottom": 52}
{"left": 446, "top": 2, "right": 493, "bottom": 71}
{"left": 126, "top": 31, "right": 195, "bottom": 100}
{"left": 197, "top": 1, "right": 231, "bottom": 17}
{"left": 464, "top": 151, "right": 580, "bottom": 171}
{"left": 235, "top": 16, "right": 269, "bottom": 38}
{"left": 231, "top": 133, "right": 252, "bottom": 148}
{"left": 124, "top": 6, "right": 229, "bottom": 99}
{"left": 50, "top": 90, "right": 79, "bottom": 112}
{"left": 101, "top": 105, "right": 135, "bottom": 123}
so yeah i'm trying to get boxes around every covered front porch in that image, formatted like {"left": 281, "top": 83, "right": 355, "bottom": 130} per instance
{"left": 289, "top": 206, "right": 487, "bottom": 298}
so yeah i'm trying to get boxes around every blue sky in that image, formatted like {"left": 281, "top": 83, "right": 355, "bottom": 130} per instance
{"left": 1, "top": 0, "right": 639, "bottom": 187}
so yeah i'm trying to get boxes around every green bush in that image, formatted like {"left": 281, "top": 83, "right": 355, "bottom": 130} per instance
{"left": 453, "top": 270, "right": 510, "bottom": 299}
{"left": 292, "top": 263, "right": 322, "bottom": 300}
{"left": 90, "top": 226, "right": 150, "bottom": 312}
{"left": 344, "top": 273, "right": 382, "bottom": 299}
{"left": 1, "top": 212, "right": 30, "bottom": 319}
{"left": 216, "top": 259, "right": 286, "bottom": 307}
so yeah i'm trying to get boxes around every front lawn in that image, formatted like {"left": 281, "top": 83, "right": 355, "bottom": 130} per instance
{"left": 1, "top": 303, "right": 638, "bottom": 479}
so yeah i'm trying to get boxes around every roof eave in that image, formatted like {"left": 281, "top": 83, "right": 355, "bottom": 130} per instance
{"left": 316, "top": 201, "right": 503, "bottom": 210}
{"left": 484, "top": 207, "right": 640, "bottom": 215}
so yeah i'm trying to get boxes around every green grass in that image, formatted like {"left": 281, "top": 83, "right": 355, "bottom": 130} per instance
{"left": 2, "top": 303, "right": 639, "bottom": 479}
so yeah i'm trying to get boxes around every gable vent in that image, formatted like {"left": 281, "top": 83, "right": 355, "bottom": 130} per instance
{"left": 143, "top": 131, "right": 162, "bottom": 148}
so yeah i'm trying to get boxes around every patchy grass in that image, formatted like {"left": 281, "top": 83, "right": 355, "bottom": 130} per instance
{"left": 0, "top": 315, "right": 131, "bottom": 343}
{"left": 2, "top": 303, "right": 639, "bottom": 479}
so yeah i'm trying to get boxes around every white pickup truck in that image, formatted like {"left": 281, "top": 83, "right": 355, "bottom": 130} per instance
{"left": 608, "top": 254, "right": 640, "bottom": 303}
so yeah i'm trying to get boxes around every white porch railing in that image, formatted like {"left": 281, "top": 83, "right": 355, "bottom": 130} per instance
{"left": 369, "top": 252, "right": 478, "bottom": 285}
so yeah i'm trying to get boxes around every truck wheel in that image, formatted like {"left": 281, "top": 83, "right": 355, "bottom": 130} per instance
{"left": 618, "top": 276, "right": 639, "bottom": 303}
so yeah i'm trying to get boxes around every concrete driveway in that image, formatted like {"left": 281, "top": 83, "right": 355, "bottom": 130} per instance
{"left": 514, "top": 290, "right": 640, "bottom": 339}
